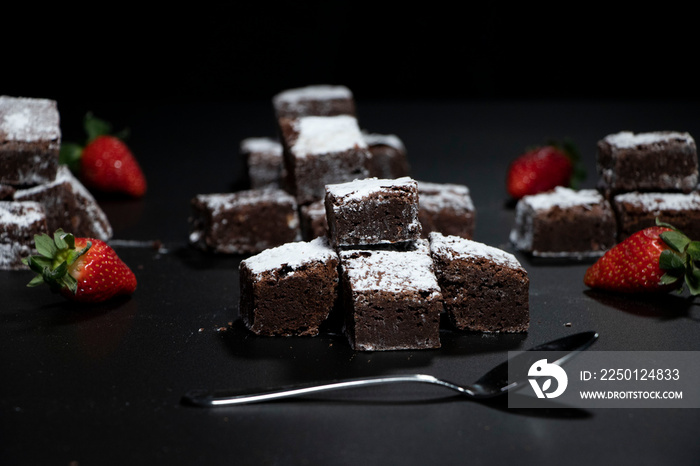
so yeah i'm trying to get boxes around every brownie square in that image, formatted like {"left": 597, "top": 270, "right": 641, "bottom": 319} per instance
{"left": 240, "top": 137, "right": 284, "bottom": 189}
{"left": 239, "top": 236, "right": 340, "bottom": 336}
{"left": 613, "top": 191, "right": 700, "bottom": 241}
{"left": 0, "top": 95, "right": 61, "bottom": 186}
{"left": 189, "top": 189, "right": 301, "bottom": 254}
{"left": 13, "top": 166, "right": 113, "bottom": 241}
{"left": 272, "top": 84, "right": 356, "bottom": 119}
{"left": 417, "top": 180, "right": 476, "bottom": 239}
{"left": 0, "top": 201, "right": 48, "bottom": 270}
{"left": 362, "top": 132, "right": 410, "bottom": 179}
{"left": 597, "top": 131, "right": 698, "bottom": 196}
{"left": 325, "top": 177, "right": 422, "bottom": 248}
{"left": 429, "top": 232, "right": 529, "bottom": 333}
{"left": 339, "top": 240, "right": 443, "bottom": 351}
{"left": 509, "top": 187, "right": 617, "bottom": 258}
{"left": 299, "top": 199, "right": 328, "bottom": 241}
{"left": 0, "top": 184, "right": 15, "bottom": 200}
{"left": 278, "top": 114, "right": 371, "bottom": 205}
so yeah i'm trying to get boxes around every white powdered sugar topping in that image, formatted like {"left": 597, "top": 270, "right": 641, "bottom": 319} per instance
{"left": 362, "top": 132, "right": 406, "bottom": 151}
{"left": 196, "top": 189, "right": 296, "bottom": 214}
{"left": 291, "top": 115, "right": 367, "bottom": 157}
{"left": 520, "top": 186, "right": 603, "bottom": 211}
{"left": 327, "top": 176, "right": 416, "bottom": 202}
{"left": 0, "top": 201, "right": 45, "bottom": 227}
{"left": 0, "top": 96, "right": 60, "bottom": 142}
{"left": 340, "top": 240, "right": 441, "bottom": 294}
{"left": 417, "top": 180, "right": 474, "bottom": 211}
{"left": 614, "top": 191, "right": 700, "bottom": 211}
{"left": 604, "top": 131, "right": 695, "bottom": 149}
{"left": 274, "top": 85, "right": 352, "bottom": 105}
{"left": 240, "top": 137, "right": 282, "bottom": 155}
{"left": 429, "top": 232, "right": 522, "bottom": 270}
{"left": 242, "top": 236, "right": 337, "bottom": 275}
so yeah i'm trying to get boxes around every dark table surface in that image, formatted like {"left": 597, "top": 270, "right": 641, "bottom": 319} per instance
{"left": 2, "top": 98, "right": 700, "bottom": 465}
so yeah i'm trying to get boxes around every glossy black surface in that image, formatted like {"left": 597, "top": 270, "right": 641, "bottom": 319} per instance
{"left": 2, "top": 99, "right": 700, "bottom": 465}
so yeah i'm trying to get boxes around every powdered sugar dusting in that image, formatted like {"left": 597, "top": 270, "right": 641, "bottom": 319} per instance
{"left": 327, "top": 176, "right": 416, "bottom": 202}
{"left": 520, "top": 186, "right": 604, "bottom": 211}
{"left": 417, "top": 180, "right": 474, "bottom": 211}
{"left": 195, "top": 189, "right": 297, "bottom": 214}
{"left": 0, "top": 201, "right": 45, "bottom": 227}
{"left": 291, "top": 115, "right": 367, "bottom": 157}
{"left": 340, "top": 240, "right": 441, "bottom": 294}
{"left": 362, "top": 132, "right": 406, "bottom": 151}
{"left": 429, "top": 232, "right": 522, "bottom": 270}
{"left": 0, "top": 96, "right": 60, "bottom": 142}
{"left": 614, "top": 191, "right": 700, "bottom": 211}
{"left": 273, "top": 85, "right": 352, "bottom": 106}
{"left": 604, "top": 131, "right": 695, "bottom": 149}
{"left": 242, "top": 236, "right": 337, "bottom": 275}
{"left": 240, "top": 137, "right": 282, "bottom": 155}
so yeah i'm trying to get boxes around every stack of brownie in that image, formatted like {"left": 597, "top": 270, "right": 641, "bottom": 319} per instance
{"left": 239, "top": 175, "right": 529, "bottom": 351}
{"left": 189, "top": 84, "right": 477, "bottom": 254}
{"left": 510, "top": 130, "right": 699, "bottom": 257}
{"left": 0, "top": 95, "right": 113, "bottom": 270}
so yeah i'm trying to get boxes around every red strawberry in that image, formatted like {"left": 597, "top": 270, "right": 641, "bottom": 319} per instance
{"left": 506, "top": 141, "right": 584, "bottom": 200}
{"left": 60, "top": 113, "right": 146, "bottom": 198}
{"left": 22, "top": 229, "right": 137, "bottom": 303}
{"left": 584, "top": 220, "right": 700, "bottom": 295}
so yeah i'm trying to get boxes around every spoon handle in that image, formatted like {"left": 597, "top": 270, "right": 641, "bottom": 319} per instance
{"left": 182, "top": 374, "right": 470, "bottom": 407}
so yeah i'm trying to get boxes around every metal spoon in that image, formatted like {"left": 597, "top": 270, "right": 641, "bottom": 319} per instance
{"left": 182, "top": 331, "right": 598, "bottom": 407}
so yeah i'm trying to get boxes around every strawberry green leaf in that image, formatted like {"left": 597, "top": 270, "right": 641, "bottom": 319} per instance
{"left": 59, "top": 143, "right": 84, "bottom": 173}
{"left": 660, "top": 230, "right": 691, "bottom": 253}
{"left": 655, "top": 218, "right": 677, "bottom": 230}
{"left": 686, "top": 241, "right": 700, "bottom": 262}
{"left": 26, "top": 274, "right": 46, "bottom": 288}
{"left": 684, "top": 267, "right": 700, "bottom": 296}
{"left": 54, "top": 229, "right": 75, "bottom": 250}
{"left": 84, "top": 113, "right": 112, "bottom": 142}
{"left": 659, "top": 273, "right": 679, "bottom": 286}
{"left": 33, "top": 233, "right": 57, "bottom": 258}
{"left": 659, "top": 249, "right": 685, "bottom": 272}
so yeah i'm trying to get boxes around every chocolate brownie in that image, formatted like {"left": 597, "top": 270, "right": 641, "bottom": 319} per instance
{"left": 299, "top": 199, "right": 328, "bottom": 241}
{"left": 0, "top": 184, "right": 15, "bottom": 200}
{"left": 597, "top": 131, "right": 698, "bottom": 196}
{"left": 273, "top": 84, "right": 356, "bottom": 119}
{"left": 362, "top": 132, "right": 410, "bottom": 179}
{"left": 0, "top": 201, "right": 48, "bottom": 270}
{"left": 0, "top": 96, "right": 60, "bottom": 186}
{"left": 278, "top": 114, "right": 371, "bottom": 205}
{"left": 189, "top": 189, "right": 301, "bottom": 254}
{"left": 429, "top": 232, "right": 529, "bottom": 333}
{"left": 325, "top": 177, "right": 422, "bottom": 248}
{"left": 239, "top": 236, "right": 339, "bottom": 336}
{"left": 13, "top": 166, "right": 113, "bottom": 241}
{"left": 613, "top": 191, "right": 700, "bottom": 241}
{"left": 240, "top": 137, "right": 284, "bottom": 189}
{"left": 509, "top": 187, "right": 617, "bottom": 258}
{"left": 417, "top": 180, "right": 476, "bottom": 239}
{"left": 339, "top": 240, "right": 443, "bottom": 351}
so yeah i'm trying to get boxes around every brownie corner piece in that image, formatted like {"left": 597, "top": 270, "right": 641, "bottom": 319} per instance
{"left": 0, "top": 200, "right": 49, "bottom": 270}
{"left": 362, "top": 131, "right": 410, "bottom": 179}
{"left": 417, "top": 180, "right": 475, "bottom": 239}
{"left": 509, "top": 186, "right": 616, "bottom": 258}
{"left": 239, "top": 236, "right": 340, "bottom": 336}
{"left": 339, "top": 240, "right": 442, "bottom": 351}
{"left": 429, "top": 232, "right": 529, "bottom": 333}
{"left": 272, "top": 84, "right": 356, "bottom": 119}
{"left": 325, "top": 176, "right": 422, "bottom": 248}
{"left": 0, "top": 95, "right": 61, "bottom": 186}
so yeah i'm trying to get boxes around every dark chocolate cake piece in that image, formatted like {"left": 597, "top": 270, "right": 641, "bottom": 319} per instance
{"left": 362, "top": 132, "right": 410, "bottom": 179}
{"left": 272, "top": 84, "right": 356, "bottom": 119}
{"left": 509, "top": 187, "right": 617, "bottom": 258}
{"left": 339, "top": 240, "right": 443, "bottom": 351}
{"left": 417, "top": 180, "right": 476, "bottom": 239}
{"left": 0, "top": 95, "right": 61, "bottom": 186}
{"left": 299, "top": 199, "right": 328, "bottom": 241}
{"left": 189, "top": 189, "right": 301, "bottom": 254}
{"left": 597, "top": 131, "right": 698, "bottom": 196}
{"left": 278, "top": 114, "right": 370, "bottom": 205}
{"left": 613, "top": 191, "right": 700, "bottom": 241}
{"left": 13, "top": 166, "right": 113, "bottom": 241}
{"left": 429, "top": 232, "right": 529, "bottom": 333}
{"left": 239, "top": 236, "right": 339, "bottom": 336}
{"left": 240, "top": 137, "right": 284, "bottom": 189}
{"left": 325, "top": 177, "right": 422, "bottom": 248}
{"left": 0, "top": 184, "right": 15, "bottom": 200}
{"left": 0, "top": 200, "right": 48, "bottom": 270}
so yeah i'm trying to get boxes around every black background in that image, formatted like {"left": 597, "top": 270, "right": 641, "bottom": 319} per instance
{"left": 3, "top": 4, "right": 698, "bottom": 105}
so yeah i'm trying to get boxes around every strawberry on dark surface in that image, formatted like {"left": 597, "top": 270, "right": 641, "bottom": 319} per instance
{"left": 22, "top": 229, "right": 137, "bottom": 303}
{"left": 60, "top": 113, "right": 147, "bottom": 198}
{"left": 506, "top": 140, "right": 584, "bottom": 200}
{"left": 584, "top": 219, "right": 700, "bottom": 295}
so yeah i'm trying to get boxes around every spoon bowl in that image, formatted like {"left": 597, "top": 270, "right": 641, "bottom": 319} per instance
{"left": 182, "top": 331, "right": 599, "bottom": 407}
